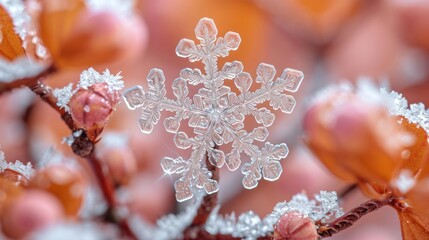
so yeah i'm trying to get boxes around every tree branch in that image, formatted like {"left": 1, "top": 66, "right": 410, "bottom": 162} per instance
{"left": 317, "top": 197, "right": 393, "bottom": 238}
{"left": 24, "top": 68, "right": 137, "bottom": 239}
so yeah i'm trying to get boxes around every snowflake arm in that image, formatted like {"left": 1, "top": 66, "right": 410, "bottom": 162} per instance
{"left": 123, "top": 18, "right": 304, "bottom": 202}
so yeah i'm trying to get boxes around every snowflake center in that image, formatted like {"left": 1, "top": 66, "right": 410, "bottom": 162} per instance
{"left": 208, "top": 108, "right": 223, "bottom": 123}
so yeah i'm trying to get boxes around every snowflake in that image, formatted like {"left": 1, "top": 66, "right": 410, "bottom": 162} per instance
{"left": 123, "top": 18, "right": 304, "bottom": 202}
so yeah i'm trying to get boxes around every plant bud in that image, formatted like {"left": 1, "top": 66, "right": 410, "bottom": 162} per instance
{"left": 1, "top": 190, "right": 64, "bottom": 239}
{"left": 304, "top": 86, "right": 412, "bottom": 186}
{"left": 274, "top": 211, "right": 318, "bottom": 240}
{"left": 68, "top": 82, "right": 120, "bottom": 140}
{"left": 29, "top": 165, "right": 86, "bottom": 216}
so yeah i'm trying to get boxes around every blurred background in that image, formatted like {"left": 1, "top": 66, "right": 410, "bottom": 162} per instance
{"left": 2, "top": 0, "right": 429, "bottom": 239}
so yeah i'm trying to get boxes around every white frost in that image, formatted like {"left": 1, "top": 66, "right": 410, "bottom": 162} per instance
{"left": 392, "top": 170, "right": 416, "bottom": 194}
{"left": 54, "top": 68, "right": 123, "bottom": 113}
{"left": 123, "top": 17, "right": 304, "bottom": 202}
{"left": 0, "top": 57, "right": 46, "bottom": 83}
{"left": 204, "top": 191, "right": 343, "bottom": 240}
{"left": 0, "top": 150, "right": 35, "bottom": 180}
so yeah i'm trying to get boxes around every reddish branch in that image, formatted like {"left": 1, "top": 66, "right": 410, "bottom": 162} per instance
{"left": 13, "top": 66, "right": 137, "bottom": 239}
{"left": 317, "top": 197, "right": 393, "bottom": 238}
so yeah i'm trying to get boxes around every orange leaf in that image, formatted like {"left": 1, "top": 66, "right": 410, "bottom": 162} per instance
{"left": 397, "top": 208, "right": 429, "bottom": 240}
{"left": 0, "top": 5, "right": 25, "bottom": 60}
{"left": 38, "top": 0, "right": 85, "bottom": 62}
{"left": 398, "top": 117, "right": 429, "bottom": 178}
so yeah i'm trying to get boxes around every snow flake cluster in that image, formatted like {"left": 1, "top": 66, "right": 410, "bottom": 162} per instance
{"left": 0, "top": 149, "right": 35, "bottom": 180}
{"left": 53, "top": 68, "right": 124, "bottom": 112}
{"left": 123, "top": 17, "right": 304, "bottom": 202}
{"left": 0, "top": 0, "right": 48, "bottom": 82}
{"left": 204, "top": 191, "right": 343, "bottom": 240}
{"left": 381, "top": 88, "right": 429, "bottom": 136}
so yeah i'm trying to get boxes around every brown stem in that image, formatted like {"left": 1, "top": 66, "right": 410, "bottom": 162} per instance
{"left": 24, "top": 68, "right": 136, "bottom": 239}
{"left": 192, "top": 147, "right": 220, "bottom": 226}
{"left": 184, "top": 146, "right": 220, "bottom": 239}
{"left": 0, "top": 65, "right": 57, "bottom": 95}
{"left": 317, "top": 197, "right": 393, "bottom": 238}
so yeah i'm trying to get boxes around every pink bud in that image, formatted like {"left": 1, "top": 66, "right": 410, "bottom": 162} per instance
{"left": 1, "top": 190, "right": 64, "bottom": 239}
{"left": 274, "top": 211, "right": 318, "bottom": 240}
{"left": 68, "top": 82, "right": 120, "bottom": 139}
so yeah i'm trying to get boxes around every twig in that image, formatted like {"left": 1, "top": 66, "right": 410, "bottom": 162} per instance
{"left": 24, "top": 68, "right": 137, "bottom": 239}
{"left": 183, "top": 146, "right": 220, "bottom": 239}
{"left": 317, "top": 197, "right": 393, "bottom": 238}
{"left": 0, "top": 65, "right": 57, "bottom": 95}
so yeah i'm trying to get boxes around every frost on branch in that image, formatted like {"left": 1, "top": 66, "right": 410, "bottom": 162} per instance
{"left": 381, "top": 88, "right": 429, "bottom": 136}
{"left": 204, "top": 191, "right": 343, "bottom": 240}
{"left": 0, "top": 149, "right": 35, "bottom": 180}
{"left": 123, "top": 17, "right": 304, "bottom": 202}
{"left": 0, "top": 57, "right": 46, "bottom": 83}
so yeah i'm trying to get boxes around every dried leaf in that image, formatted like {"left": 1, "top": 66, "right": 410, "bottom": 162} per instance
{"left": 0, "top": 6, "right": 24, "bottom": 60}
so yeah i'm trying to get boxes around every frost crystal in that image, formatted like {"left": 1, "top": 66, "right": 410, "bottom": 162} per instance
{"left": 204, "top": 191, "right": 343, "bottom": 240}
{"left": 53, "top": 83, "right": 74, "bottom": 112}
{"left": 0, "top": 150, "right": 35, "bottom": 179}
{"left": 382, "top": 88, "right": 429, "bottom": 136}
{"left": 78, "top": 68, "right": 124, "bottom": 92}
{"left": 123, "top": 18, "right": 304, "bottom": 202}
{"left": 392, "top": 170, "right": 416, "bottom": 194}
{"left": 0, "top": 57, "right": 46, "bottom": 83}
{"left": 53, "top": 68, "right": 123, "bottom": 113}
{"left": 0, "top": 0, "right": 47, "bottom": 59}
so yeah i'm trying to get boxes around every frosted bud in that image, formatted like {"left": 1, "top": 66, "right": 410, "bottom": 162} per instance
{"left": 68, "top": 82, "right": 121, "bottom": 140}
{"left": 274, "top": 211, "right": 318, "bottom": 240}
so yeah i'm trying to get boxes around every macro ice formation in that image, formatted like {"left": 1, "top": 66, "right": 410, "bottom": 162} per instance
{"left": 123, "top": 18, "right": 304, "bottom": 202}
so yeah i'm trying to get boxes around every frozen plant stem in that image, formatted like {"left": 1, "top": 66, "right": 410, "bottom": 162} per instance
{"left": 317, "top": 197, "right": 393, "bottom": 238}
{"left": 193, "top": 145, "right": 220, "bottom": 226}
{"left": 21, "top": 66, "right": 137, "bottom": 239}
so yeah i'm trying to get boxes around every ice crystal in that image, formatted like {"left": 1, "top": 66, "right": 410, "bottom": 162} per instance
{"left": 53, "top": 83, "right": 74, "bottom": 112}
{"left": 392, "top": 170, "right": 416, "bottom": 194}
{"left": 204, "top": 191, "right": 343, "bottom": 240}
{"left": 0, "top": 150, "right": 35, "bottom": 179}
{"left": 53, "top": 68, "right": 123, "bottom": 113}
{"left": 0, "top": 57, "right": 46, "bottom": 83}
{"left": 382, "top": 88, "right": 429, "bottom": 135}
{"left": 123, "top": 18, "right": 304, "bottom": 202}
{"left": 78, "top": 68, "right": 124, "bottom": 92}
